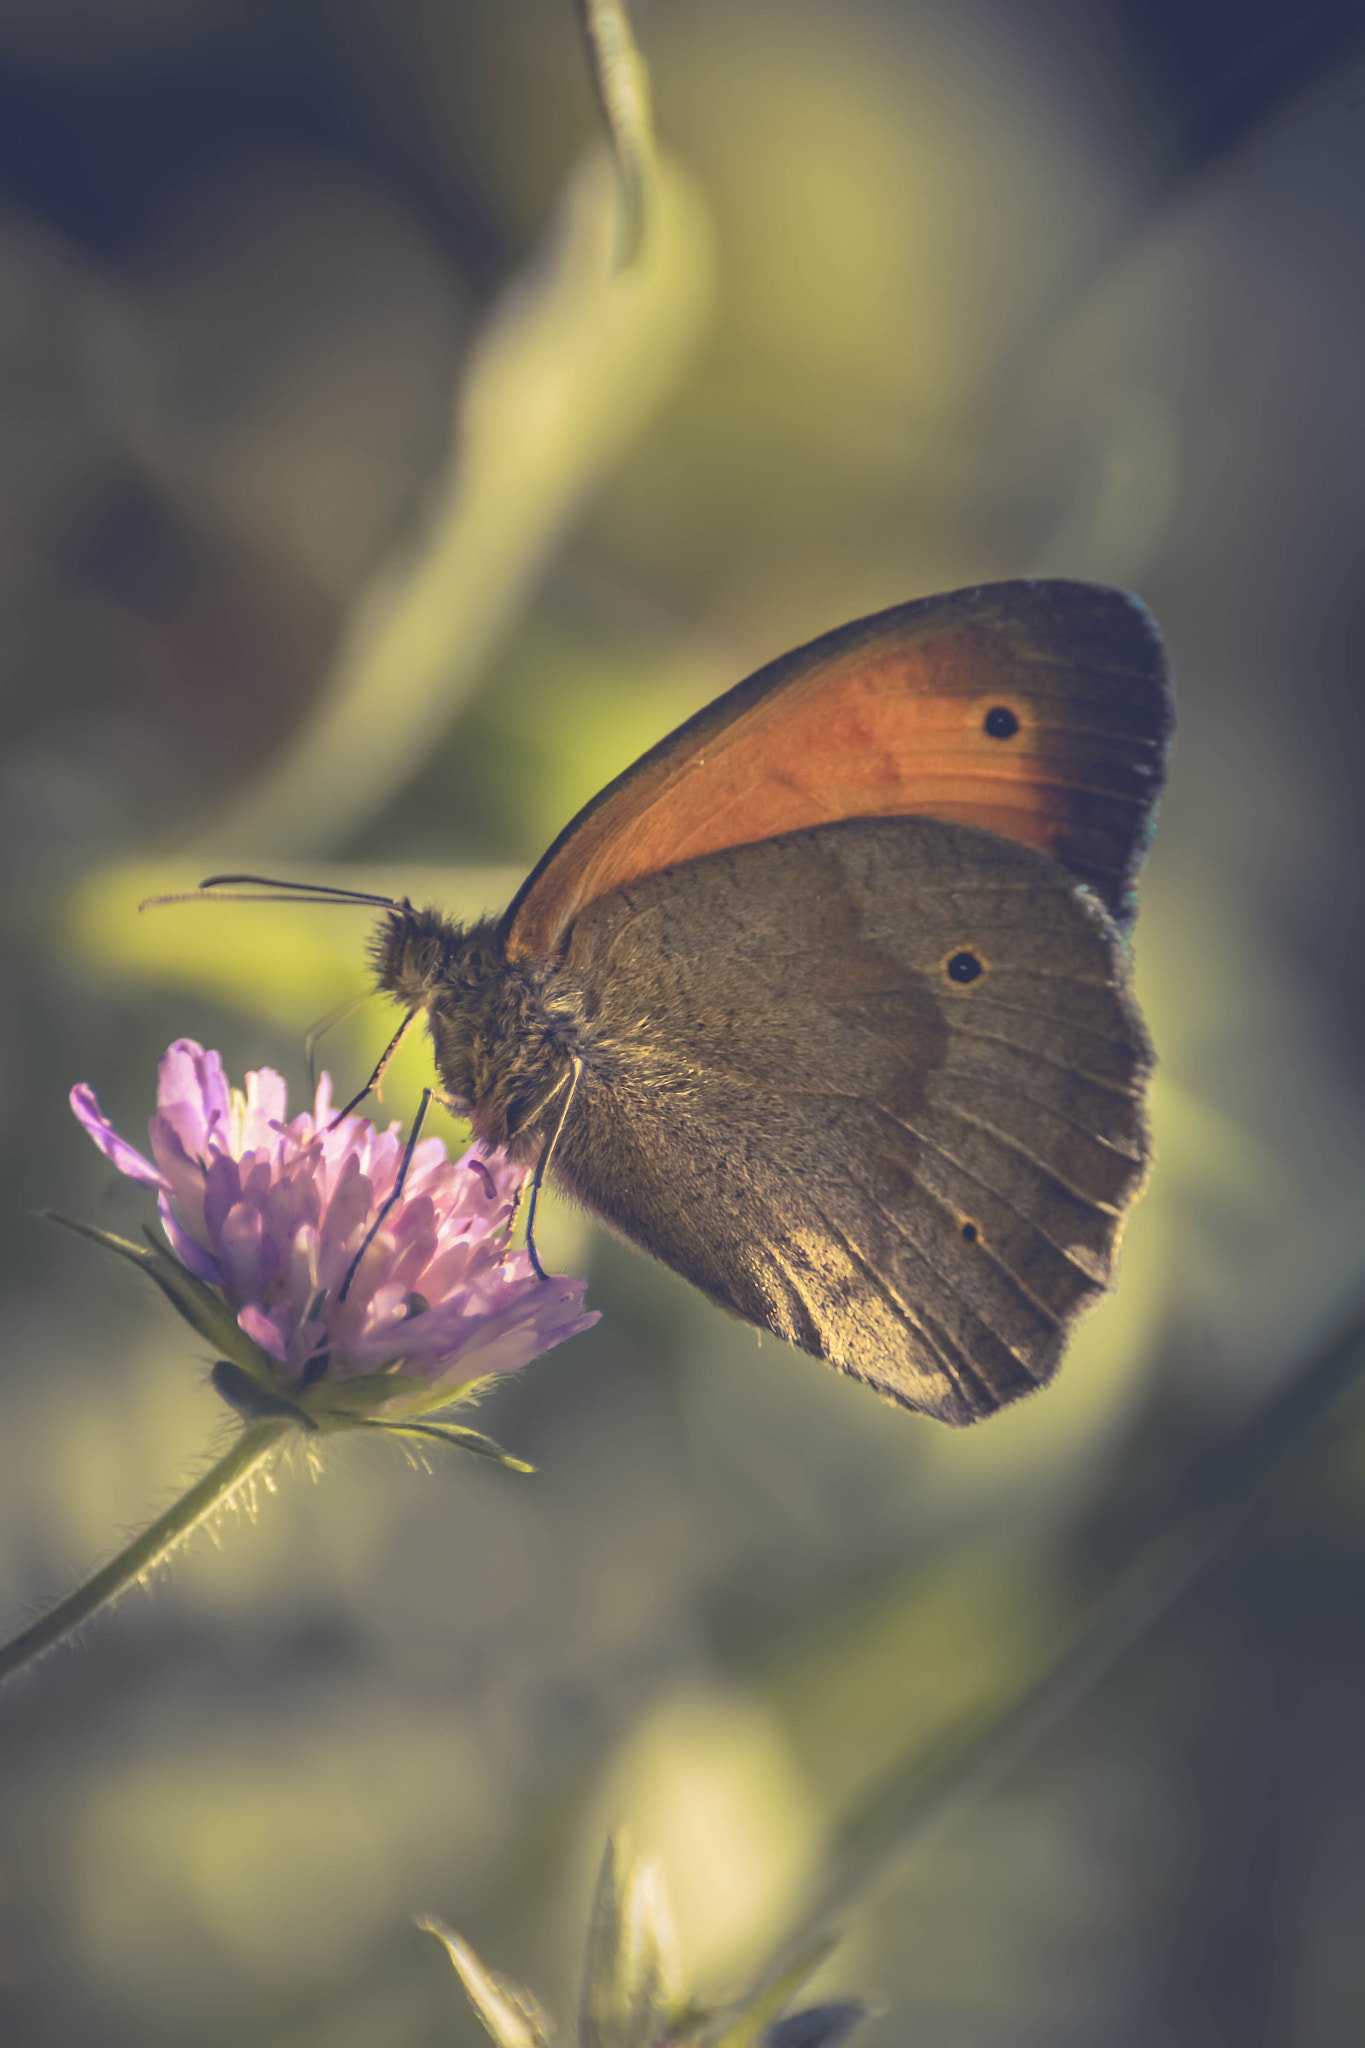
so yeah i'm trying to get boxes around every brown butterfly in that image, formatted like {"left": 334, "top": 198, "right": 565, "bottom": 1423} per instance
{"left": 212, "top": 579, "right": 1173, "bottom": 1426}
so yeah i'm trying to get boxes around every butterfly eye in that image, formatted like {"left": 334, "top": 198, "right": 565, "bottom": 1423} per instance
{"left": 944, "top": 949, "right": 985, "bottom": 985}
{"left": 983, "top": 704, "right": 1019, "bottom": 739}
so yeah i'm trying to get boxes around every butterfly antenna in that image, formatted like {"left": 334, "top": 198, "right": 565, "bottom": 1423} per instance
{"left": 304, "top": 991, "right": 372, "bottom": 1090}
{"left": 521, "top": 1056, "right": 583, "bottom": 1281}
{"left": 338, "top": 1089, "right": 432, "bottom": 1304}
{"left": 140, "top": 873, "right": 408, "bottom": 911}
{"left": 329, "top": 1007, "right": 421, "bottom": 1127}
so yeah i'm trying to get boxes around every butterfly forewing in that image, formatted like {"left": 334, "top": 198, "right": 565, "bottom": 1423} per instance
{"left": 502, "top": 580, "right": 1173, "bottom": 961}
{"left": 548, "top": 816, "right": 1152, "bottom": 1424}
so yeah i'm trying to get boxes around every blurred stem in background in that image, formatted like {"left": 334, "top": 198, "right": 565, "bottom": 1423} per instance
{"left": 748, "top": 1287, "right": 1365, "bottom": 2000}
{"left": 424, "top": 1287, "right": 1365, "bottom": 2046}
{"left": 574, "top": 0, "right": 659, "bottom": 268}
{"left": 189, "top": 0, "right": 710, "bottom": 865}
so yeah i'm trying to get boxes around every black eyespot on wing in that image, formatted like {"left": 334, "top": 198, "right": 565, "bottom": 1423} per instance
{"left": 984, "top": 704, "right": 1019, "bottom": 739}
{"left": 960, "top": 1219, "right": 979, "bottom": 1243}
{"left": 945, "top": 949, "right": 984, "bottom": 984}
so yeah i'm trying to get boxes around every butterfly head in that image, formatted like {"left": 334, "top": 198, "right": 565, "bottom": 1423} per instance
{"left": 370, "top": 907, "right": 580, "bottom": 1157}
{"left": 369, "top": 901, "right": 465, "bottom": 1015}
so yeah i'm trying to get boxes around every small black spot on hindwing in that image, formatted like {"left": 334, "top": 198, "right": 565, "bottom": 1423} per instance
{"left": 945, "top": 949, "right": 984, "bottom": 985}
{"left": 984, "top": 705, "right": 1019, "bottom": 739}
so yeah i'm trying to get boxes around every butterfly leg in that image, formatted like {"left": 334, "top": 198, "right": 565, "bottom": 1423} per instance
{"left": 330, "top": 1006, "right": 421, "bottom": 1126}
{"left": 338, "top": 1087, "right": 433, "bottom": 1304}
{"left": 522, "top": 1056, "right": 584, "bottom": 1281}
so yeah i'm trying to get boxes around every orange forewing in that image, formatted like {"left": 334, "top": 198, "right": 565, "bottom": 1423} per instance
{"left": 502, "top": 580, "right": 1172, "bottom": 961}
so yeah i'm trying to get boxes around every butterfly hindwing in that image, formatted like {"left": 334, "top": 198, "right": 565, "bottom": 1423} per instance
{"left": 549, "top": 816, "right": 1151, "bottom": 1423}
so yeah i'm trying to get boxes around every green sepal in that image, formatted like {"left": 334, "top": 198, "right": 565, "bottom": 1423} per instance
{"left": 355, "top": 1369, "right": 501, "bottom": 1425}
{"left": 301, "top": 1369, "right": 507, "bottom": 1432}
{"left": 352, "top": 1416, "right": 535, "bottom": 1473}
{"left": 580, "top": 1834, "right": 688, "bottom": 2048}
{"left": 211, "top": 1359, "right": 316, "bottom": 1429}
{"left": 39, "top": 1212, "right": 266, "bottom": 1375}
{"left": 418, "top": 1917, "right": 555, "bottom": 2048}
{"left": 298, "top": 1371, "right": 429, "bottom": 1423}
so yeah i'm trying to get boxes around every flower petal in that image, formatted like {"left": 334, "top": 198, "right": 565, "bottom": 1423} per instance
{"left": 72, "top": 1040, "right": 592, "bottom": 1416}
{"left": 155, "top": 1040, "right": 231, "bottom": 1158}
{"left": 70, "top": 1084, "right": 165, "bottom": 1188}
{"left": 238, "top": 1302, "right": 289, "bottom": 1362}
{"left": 157, "top": 1193, "right": 223, "bottom": 1284}
{"left": 241, "top": 1066, "right": 289, "bottom": 1151}
{"left": 218, "top": 1202, "right": 275, "bottom": 1304}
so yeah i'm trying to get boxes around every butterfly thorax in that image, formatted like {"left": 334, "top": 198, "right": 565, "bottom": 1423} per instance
{"left": 370, "top": 905, "right": 588, "bottom": 1158}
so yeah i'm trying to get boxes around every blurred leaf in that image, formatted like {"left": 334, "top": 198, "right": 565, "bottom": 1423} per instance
{"left": 420, "top": 1917, "right": 556, "bottom": 2048}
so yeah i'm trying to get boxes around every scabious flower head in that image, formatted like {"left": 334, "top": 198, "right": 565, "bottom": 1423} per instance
{"left": 71, "top": 1039, "right": 596, "bottom": 1425}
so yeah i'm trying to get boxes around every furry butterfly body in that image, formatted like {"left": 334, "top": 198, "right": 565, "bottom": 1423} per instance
{"left": 373, "top": 578, "right": 1172, "bottom": 1424}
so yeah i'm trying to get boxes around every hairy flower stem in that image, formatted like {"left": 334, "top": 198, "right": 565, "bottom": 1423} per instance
{"left": 0, "top": 1419, "right": 291, "bottom": 1687}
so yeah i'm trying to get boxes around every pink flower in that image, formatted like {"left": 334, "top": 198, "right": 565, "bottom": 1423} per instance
{"left": 71, "top": 1040, "right": 596, "bottom": 1407}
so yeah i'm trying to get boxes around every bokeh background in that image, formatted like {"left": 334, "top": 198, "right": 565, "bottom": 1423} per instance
{"left": 2, "top": 1, "right": 1365, "bottom": 2042}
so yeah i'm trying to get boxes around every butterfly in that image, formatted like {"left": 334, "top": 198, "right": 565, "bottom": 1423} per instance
{"left": 212, "top": 579, "right": 1173, "bottom": 1425}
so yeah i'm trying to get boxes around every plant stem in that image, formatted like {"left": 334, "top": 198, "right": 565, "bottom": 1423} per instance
{"left": 574, "top": 0, "right": 659, "bottom": 266}
{"left": 0, "top": 1419, "right": 291, "bottom": 1686}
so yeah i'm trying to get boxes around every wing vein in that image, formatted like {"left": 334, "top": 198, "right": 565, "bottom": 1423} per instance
{"left": 809, "top": 1205, "right": 995, "bottom": 1405}
{"left": 946, "top": 1026, "right": 1140, "bottom": 1094}
{"left": 865, "top": 1102, "right": 1109, "bottom": 1285}
{"left": 927, "top": 1099, "right": 1124, "bottom": 1212}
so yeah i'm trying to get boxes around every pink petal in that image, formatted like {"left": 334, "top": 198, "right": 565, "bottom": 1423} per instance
{"left": 157, "top": 1193, "right": 222, "bottom": 1283}
{"left": 218, "top": 1202, "right": 276, "bottom": 1303}
{"left": 240, "top": 1066, "right": 288, "bottom": 1149}
{"left": 148, "top": 1153, "right": 210, "bottom": 1252}
{"left": 318, "top": 1155, "right": 376, "bottom": 1289}
{"left": 199, "top": 1150, "right": 243, "bottom": 1245}
{"left": 155, "top": 1041, "right": 230, "bottom": 1158}
{"left": 69, "top": 1084, "right": 165, "bottom": 1188}
{"left": 238, "top": 1303, "right": 289, "bottom": 1361}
